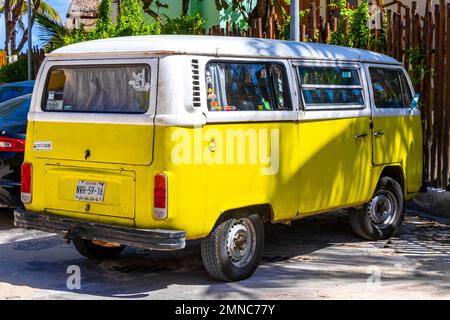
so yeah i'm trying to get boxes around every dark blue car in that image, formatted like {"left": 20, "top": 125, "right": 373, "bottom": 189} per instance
{"left": 0, "top": 82, "right": 33, "bottom": 207}
{"left": 0, "top": 81, "right": 34, "bottom": 104}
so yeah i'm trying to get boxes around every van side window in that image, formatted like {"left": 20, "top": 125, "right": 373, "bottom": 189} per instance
{"left": 369, "top": 68, "right": 410, "bottom": 109}
{"left": 42, "top": 65, "right": 151, "bottom": 113}
{"left": 206, "top": 62, "right": 290, "bottom": 111}
{"left": 296, "top": 66, "right": 365, "bottom": 109}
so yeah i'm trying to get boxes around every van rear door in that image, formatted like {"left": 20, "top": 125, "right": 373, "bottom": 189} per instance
{"left": 31, "top": 59, "right": 158, "bottom": 219}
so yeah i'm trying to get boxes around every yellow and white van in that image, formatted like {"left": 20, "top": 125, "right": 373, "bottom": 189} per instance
{"left": 14, "top": 35, "right": 422, "bottom": 281}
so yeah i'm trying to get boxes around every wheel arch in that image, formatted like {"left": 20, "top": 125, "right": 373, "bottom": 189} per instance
{"left": 206, "top": 204, "right": 274, "bottom": 235}
{"left": 378, "top": 165, "right": 406, "bottom": 195}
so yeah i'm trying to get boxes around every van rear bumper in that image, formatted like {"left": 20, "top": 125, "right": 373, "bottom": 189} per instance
{"left": 14, "top": 209, "right": 186, "bottom": 251}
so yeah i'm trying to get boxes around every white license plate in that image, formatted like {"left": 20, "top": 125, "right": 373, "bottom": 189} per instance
{"left": 75, "top": 180, "right": 105, "bottom": 203}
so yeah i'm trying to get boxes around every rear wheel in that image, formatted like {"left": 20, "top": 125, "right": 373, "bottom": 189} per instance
{"left": 201, "top": 214, "right": 264, "bottom": 282}
{"left": 349, "top": 176, "right": 404, "bottom": 240}
{"left": 72, "top": 238, "right": 126, "bottom": 260}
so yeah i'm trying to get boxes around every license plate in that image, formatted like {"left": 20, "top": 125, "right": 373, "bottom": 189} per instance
{"left": 75, "top": 180, "right": 105, "bottom": 203}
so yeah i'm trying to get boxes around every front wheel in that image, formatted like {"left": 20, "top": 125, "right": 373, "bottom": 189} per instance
{"left": 349, "top": 176, "right": 404, "bottom": 240}
{"left": 201, "top": 214, "right": 264, "bottom": 282}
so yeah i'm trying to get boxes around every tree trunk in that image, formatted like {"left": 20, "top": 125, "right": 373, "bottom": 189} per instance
{"left": 8, "top": 0, "right": 25, "bottom": 54}
{"left": 141, "top": 0, "right": 161, "bottom": 21}
{"left": 4, "top": 0, "right": 11, "bottom": 56}
{"left": 182, "top": 0, "right": 189, "bottom": 16}
{"left": 248, "top": 0, "right": 272, "bottom": 28}
{"left": 6, "top": 20, "right": 17, "bottom": 55}
{"left": 16, "top": 0, "right": 42, "bottom": 53}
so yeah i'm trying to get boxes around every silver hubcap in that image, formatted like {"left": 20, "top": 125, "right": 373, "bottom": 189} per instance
{"left": 226, "top": 219, "right": 257, "bottom": 268}
{"left": 368, "top": 191, "right": 397, "bottom": 228}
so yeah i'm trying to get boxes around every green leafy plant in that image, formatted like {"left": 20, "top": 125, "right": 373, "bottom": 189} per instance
{"left": 161, "top": 13, "right": 205, "bottom": 35}
{"left": 279, "top": 9, "right": 309, "bottom": 41}
{"left": 61, "top": 0, "right": 161, "bottom": 47}
{"left": 96, "top": 0, "right": 112, "bottom": 34}
{"left": 0, "top": 54, "right": 28, "bottom": 83}
{"left": 408, "top": 46, "right": 427, "bottom": 87}
{"left": 328, "top": 0, "right": 387, "bottom": 51}
{"left": 330, "top": 0, "right": 355, "bottom": 47}
{"left": 36, "top": 11, "right": 69, "bottom": 51}
{"left": 349, "top": 0, "right": 371, "bottom": 48}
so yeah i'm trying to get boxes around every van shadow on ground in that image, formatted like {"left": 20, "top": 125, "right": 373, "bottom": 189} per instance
{"left": 0, "top": 210, "right": 449, "bottom": 299}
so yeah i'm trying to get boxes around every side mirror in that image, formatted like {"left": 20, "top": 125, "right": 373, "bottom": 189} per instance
{"left": 410, "top": 93, "right": 420, "bottom": 110}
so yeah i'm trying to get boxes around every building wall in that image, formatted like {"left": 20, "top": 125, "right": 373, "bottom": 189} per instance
{"left": 155, "top": 0, "right": 257, "bottom": 30}
{"left": 65, "top": 0, "right": 100, "bottom": 30}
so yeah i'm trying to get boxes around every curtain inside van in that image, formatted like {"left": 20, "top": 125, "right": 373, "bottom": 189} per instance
{"left": 43, "top": 65, "right": 151, "bottom": 113}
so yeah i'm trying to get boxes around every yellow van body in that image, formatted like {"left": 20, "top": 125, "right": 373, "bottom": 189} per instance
{"left": 15, "top": 36, "right": 422, "bottom": 280}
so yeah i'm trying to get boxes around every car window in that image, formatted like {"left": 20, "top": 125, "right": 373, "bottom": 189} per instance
{"left": 0, "top": 86, "right": 33, "bottom": 104}
{"left": 0, "top": 96, "right": 31, "bottom": 119}
{"left": 206, "top": 62, "right": 290, "bottom": 111}
{"left": 297, "top": 66, "right": 365, "bottom": 109}
{"left": 369, "top": 68, "right": 407, "bottom": 109}
{"left": 42, "top": 65, "right": 151, "bottom": 113}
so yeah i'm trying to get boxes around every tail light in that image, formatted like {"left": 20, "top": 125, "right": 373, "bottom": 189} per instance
{"left": 21, "top": 162, "right": 32, "bottom": 204}
{"left": 154, "top": 173, "right": 167, "bottom": 220}
{"left": 0, "top": 137, "right": 25, "bottom": 152}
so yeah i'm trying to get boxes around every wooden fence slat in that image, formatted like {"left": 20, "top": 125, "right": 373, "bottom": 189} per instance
{"left": 387, "top": 10, "right": 393, "bottom": 56}
{"left": 431, "top": 4, "right": 441, "bottom": 186}
{"left": 310, "top": 2, "right": 317, "bottom": 42}
{"left": 404, "top": 7, "right": 411, "bottom": 70}
{"left": 444, "top": 4, "right": 450, "bottom": 189}
{"left": 301, "top": 24, "right": 306, "bottom": 42}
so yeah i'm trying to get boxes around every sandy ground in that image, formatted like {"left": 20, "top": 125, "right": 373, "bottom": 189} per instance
{"left": 0, "top": 209, "right": 449, "bottom": 300}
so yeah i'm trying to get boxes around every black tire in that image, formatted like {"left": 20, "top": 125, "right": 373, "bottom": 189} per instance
{"left": 72, "top": 238, "right": 125, "bottom": 260}
{"left": 349, "top": 176, "right": 404, "bottom": 241}
{"left": 201, "top": 213, "right": 264, "bottom": 282}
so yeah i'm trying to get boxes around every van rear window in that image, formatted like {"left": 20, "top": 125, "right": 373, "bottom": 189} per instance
{"left": 42, "top": 65, "right": 151, "bottom": 113}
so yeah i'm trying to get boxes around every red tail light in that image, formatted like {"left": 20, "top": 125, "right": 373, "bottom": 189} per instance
{"left": 21, "top": 162, "right": 32, "bottom": 203}
{"left": 154, "top": 173, "right": 167, "bottom": 220}
{"left": 0, "top": 137, "right": 25, "bottom": 152}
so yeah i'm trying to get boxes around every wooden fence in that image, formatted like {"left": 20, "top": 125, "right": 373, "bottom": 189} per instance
{"left": 208, "top": 0, "right": 450, "bottom": 191}
{"left": 29, "top": 47, "right": 46, "bottom": 79}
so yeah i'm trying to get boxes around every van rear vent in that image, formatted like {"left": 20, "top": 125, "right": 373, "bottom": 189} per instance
{"left": 192, "top": 59, "right": 201, "bottom": 107}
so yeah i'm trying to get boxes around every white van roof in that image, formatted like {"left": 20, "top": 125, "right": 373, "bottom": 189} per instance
{"left": 49, "top": 35, "right": 400, "bottom": 65}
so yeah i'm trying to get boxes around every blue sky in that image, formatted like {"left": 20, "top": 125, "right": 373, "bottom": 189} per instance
{"left": 0, "top": 0, "right": 71, "bottom": 51}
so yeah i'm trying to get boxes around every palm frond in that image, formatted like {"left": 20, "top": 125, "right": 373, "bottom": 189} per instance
{"left": 37, "top": 0, "right": 60, "bottom": 22}
{"left": 18, "top": 1, "right": 60, "bottom": 22}
{"left": 35, "top": 11, "right": 68, "bottom": 50}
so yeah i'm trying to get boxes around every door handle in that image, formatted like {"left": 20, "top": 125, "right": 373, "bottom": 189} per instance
{"left": 354, "top": 133, "right": 368, "bottom": 139}
{"left": 374, "top": 131, "right": 385, "bottom": 137}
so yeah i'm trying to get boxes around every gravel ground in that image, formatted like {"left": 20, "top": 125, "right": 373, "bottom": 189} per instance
{"left": 0, "top": 209, "right": 449, "bottom": 300}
